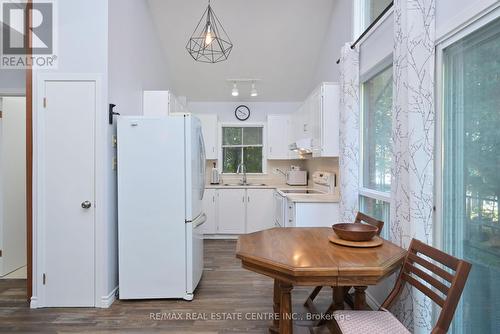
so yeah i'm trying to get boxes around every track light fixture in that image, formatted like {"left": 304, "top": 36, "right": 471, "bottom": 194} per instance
{"left": 231, "top": 82, "right": 239, "bottom": 97}
{"left": 250, "top": 82, "right": 258, "bottom": 97}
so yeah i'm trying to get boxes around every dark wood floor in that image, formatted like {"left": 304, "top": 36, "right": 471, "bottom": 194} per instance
{"left": 0, "top": 240, "right": 334, "bottom": 333}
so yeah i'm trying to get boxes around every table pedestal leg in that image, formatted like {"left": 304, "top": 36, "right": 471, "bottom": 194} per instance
{"left": 279, "top": 282, "right": 293, "bottom": 334}
{"left": 354, "top": 286, "right": 368, "bottom": 310}
{"left": 317, "top": 286, "right": 345, "bottom": 327}
{"left": 269, "top": 279, "right": 280, "bottom": 333}
{"left": 334, "top": 287, "right": 345, "bottom": 310}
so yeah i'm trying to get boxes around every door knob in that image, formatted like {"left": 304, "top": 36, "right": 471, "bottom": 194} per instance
{"left": 81, "top": 201, "right": 92, "bottom": 209}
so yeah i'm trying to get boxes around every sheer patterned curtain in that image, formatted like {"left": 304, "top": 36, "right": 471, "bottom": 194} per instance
{"left": 339, "top": 43, "right": 360, "bottom": 223}
{"left": 390, "top": 0, "right": 436, "bottom": 332}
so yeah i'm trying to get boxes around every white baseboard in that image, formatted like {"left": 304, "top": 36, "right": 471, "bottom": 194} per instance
{"left": 100, "top": 286, "right": 118, "bottom": 308}
{"left": 365, "top": 291, "right": 382, "bottom": 310}
{"left": 30, "top": 296, "right": 39, "bottom": 309}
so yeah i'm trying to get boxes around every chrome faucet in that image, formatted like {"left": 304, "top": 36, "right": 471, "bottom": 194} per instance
{"left": 237, "top": 163, "right": 247, "bottom": 185}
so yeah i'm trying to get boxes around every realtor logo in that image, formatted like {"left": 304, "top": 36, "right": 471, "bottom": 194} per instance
{"left": 1, "top": 0, "right": 57, "bottom": 68}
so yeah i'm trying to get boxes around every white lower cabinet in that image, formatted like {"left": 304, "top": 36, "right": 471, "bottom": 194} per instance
{"left": 201, "top": 189, "right": 218, "bottom": 234}
{"left": 287, "top": 200, "right": 340, "bottom": 227}
{"left": 217, "top": 189, "right": 246, "bottom": 234}
{"left": 202, "top": 188, "right": 275, "bottom": 236}
{"left": 246, "top": 189, "right": 275, "bottom": 233}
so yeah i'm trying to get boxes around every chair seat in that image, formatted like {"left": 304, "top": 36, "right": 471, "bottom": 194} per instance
{"left": 333, "top": 310, "right": 411, "bottom": 334}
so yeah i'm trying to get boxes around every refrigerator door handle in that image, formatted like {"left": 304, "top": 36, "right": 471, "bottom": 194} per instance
{"left": 198, "top": 129, "right": 207, "bottom": 201}
{"left": 193, "top": 213, "right": 207, "bottom": 228}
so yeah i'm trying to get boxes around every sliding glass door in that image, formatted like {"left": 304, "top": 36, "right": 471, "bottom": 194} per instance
{"left": 442, "top": 17, "right": 500, "bottom": 333}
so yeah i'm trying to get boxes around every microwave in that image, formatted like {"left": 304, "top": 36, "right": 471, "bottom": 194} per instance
{"left": 286, "top": 170, "right": 308, "bottom": 186}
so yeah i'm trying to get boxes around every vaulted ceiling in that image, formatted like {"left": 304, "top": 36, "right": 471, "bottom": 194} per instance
{"left": 147, "top": 0, "right": 335, "bottom": 102}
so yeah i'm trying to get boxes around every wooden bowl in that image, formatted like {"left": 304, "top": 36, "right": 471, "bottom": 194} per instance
{"left": 332, "top": 223, "right": 379, "bottom": 242}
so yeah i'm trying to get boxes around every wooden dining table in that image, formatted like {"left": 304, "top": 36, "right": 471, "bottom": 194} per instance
{"left": 235, "top": 227, "right": 407, "bottom": 334}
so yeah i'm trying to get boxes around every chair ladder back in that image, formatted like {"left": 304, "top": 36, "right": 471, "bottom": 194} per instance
{"left": 380, "top": 239, "right": 472, "bottom": 334}
{"left": 354, "top": 212, "right": 384, "bottom": 236}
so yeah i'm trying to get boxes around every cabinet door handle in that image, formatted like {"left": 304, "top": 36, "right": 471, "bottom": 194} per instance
{"left": 213, "top": 196, "right": 215, "bottom": 202}
{"left": 242, "top": 196, "right": 245, "bottom": 202}
{"left": 248, "top": 196, "right": 250, "bottom": 202}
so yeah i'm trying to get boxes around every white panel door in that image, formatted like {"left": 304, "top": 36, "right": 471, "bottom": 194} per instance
{"left": 43, "top": 80, "right": 96, "bottom": 307}
{"left": 246, "top": 189, "right": 275, "bottom": 233}
{"left": 217, "top": 189, "right": 246, "bottom": 234}
{"left": 201, "top": 189, "right": 217, "bottom": 234}
{"left": 0, "top": 97, "right": 27, "bottom": 276}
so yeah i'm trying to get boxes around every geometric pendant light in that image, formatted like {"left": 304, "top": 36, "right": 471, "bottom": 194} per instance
{"left": 186, "top": 0, "right": 233, "bottom": 63}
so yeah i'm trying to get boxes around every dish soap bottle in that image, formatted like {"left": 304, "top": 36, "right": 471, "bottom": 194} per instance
{"left": 210, "top": 162, "right": 220, "bottom": 185}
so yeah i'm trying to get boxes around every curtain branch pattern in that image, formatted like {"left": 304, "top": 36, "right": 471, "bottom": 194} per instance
{"left": 339, "top": 43, "right": 360, "bottom": 223}
{"left": 390, "top": 0, "right": 436, "bottom": 332}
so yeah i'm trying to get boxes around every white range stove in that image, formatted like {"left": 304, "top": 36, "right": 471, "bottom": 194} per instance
{"left": 274, "top": 171, "right": 338, "bottom": 228}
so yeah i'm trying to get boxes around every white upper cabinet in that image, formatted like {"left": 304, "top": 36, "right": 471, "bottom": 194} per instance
{"left": 288, "top": 83, "right": 340, "bottom": 158}
{"left": 316, "top": 83, "right": 340, "bottom": 157}
{"left": 196, "top": 114, "right": 218, "bottom": 160}
{"left": 267, "top": 115, "right": 291, "bottom": 160}
{"left": 143, "top": 91, "right": 189, "bottom": 116}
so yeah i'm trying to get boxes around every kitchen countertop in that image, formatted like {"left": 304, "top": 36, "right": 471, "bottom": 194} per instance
{"left": 206, "top": 183, "right": 339, "bottom": 203}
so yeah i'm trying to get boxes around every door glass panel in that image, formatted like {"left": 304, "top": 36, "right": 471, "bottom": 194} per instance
{"left": 443, "top": 18, "right": 500, "bottom": 334}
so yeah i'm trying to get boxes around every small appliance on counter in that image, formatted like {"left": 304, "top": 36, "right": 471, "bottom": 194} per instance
{"left": 210, "top": 162, "right": 220, "bottom": 185}
{"left": 286, "top": 169, "right": 308, "bottom": 186}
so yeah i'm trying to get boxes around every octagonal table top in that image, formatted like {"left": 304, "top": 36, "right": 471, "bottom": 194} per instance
{"left": 236, "top": 227, "right": 407, "bottom": 286}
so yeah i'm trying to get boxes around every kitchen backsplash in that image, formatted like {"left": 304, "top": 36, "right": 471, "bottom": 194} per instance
{"left": 205, "top": 160, "right": 306, "bottom": 185}
{"left": 205, "top": 157, "right": 339, "bottom": 187}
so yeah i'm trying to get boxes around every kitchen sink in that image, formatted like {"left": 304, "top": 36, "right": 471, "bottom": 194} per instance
{"left": 280, "top": 189, "right": 324, "bottom": 194}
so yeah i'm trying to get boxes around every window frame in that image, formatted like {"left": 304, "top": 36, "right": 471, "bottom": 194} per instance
{"left": 359, "top": 61, "right": 393, "bottom": 200}
{"left": 358, "top": 59, "right": 393, "bottom": 235}
{"left": 218, "top": 123, "right": 267, "bottom": 175}
{"left": 354, "top": 0, "right": 394, "bottom": 39}
{"left": 434, "top": 8, "right": 500, "bottom": 333}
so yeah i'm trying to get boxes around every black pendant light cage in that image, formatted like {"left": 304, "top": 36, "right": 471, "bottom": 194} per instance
{"left": 186, "top": 1, "right": 233, "bottom": 63}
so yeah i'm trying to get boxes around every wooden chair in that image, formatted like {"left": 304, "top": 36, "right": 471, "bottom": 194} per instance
{"left": 332, "top": 238, "right": 472, "bottom": 334}
{"left": 303, "top": 212, "right": 385, "bottom": 318}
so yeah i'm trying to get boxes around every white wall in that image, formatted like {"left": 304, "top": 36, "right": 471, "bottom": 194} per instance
{"left": 359, "top": 11, "right": 393, "bottom": 79}
{"left": 0, "top": 23, "right": 25, "bottom": 95}
{"left": 0, "top": 97, "right": 26, "bottom": 276}
{"left": 107, "top": 0, "right": 173, "bottom": 296}
{"left": 309, "top": 0, "right": 353, "bottom": 90}
{"left": 189, "top": 101, "right": 301, "bottom": 122}
{"left": 108, "top": 0, "right": 172, "bottom": 117}
{"left": 0, "top": 71, "right": 25, "bottom": 95}
{"left": 436, "top": 0, "right": 499, "bottom": 40}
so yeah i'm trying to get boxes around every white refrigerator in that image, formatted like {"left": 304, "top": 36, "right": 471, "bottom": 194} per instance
{"left": 117, "top": 115, "right": 206, "bottom": 300}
